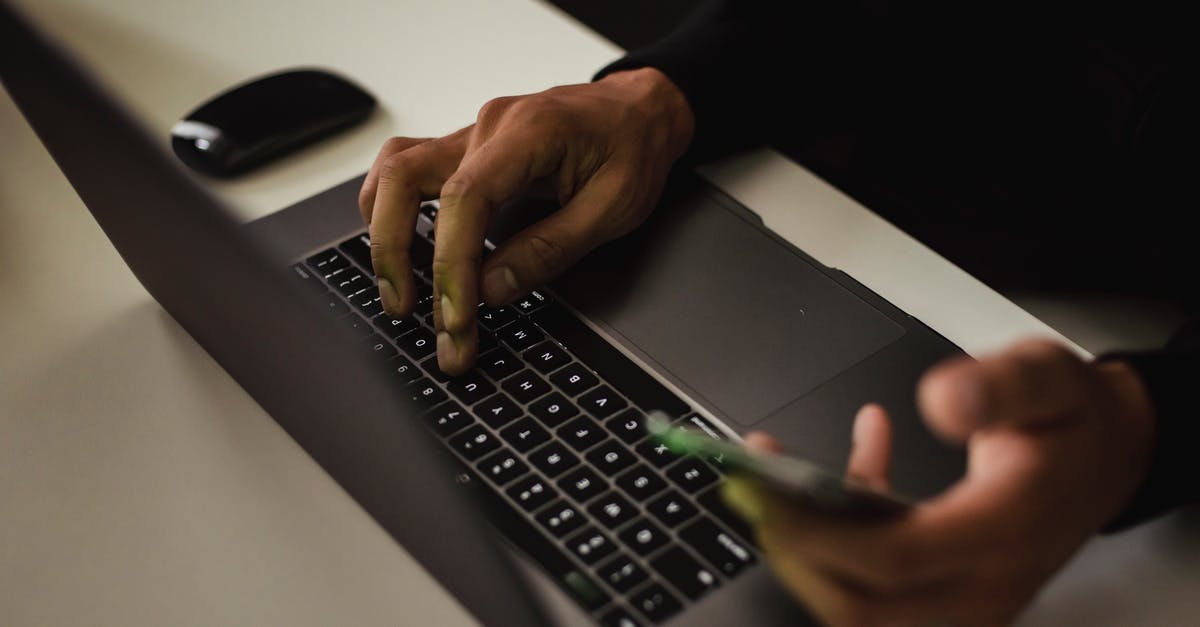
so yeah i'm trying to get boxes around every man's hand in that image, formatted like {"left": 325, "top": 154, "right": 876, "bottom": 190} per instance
{"left": 723, "top": 339, "right": 1156, "bottom": 626}
{"left": 358, "top": 68, "right": 694, "bottom": 375}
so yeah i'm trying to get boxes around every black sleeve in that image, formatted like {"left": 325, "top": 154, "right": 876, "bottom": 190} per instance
{"left": 1102, "top": 320, "right": 1200, "bottom": 531}
{"left": 593, "top": 0, "right": 872, "bottom": 163}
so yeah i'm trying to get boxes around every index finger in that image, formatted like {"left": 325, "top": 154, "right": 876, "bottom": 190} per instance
{"left": 368, "top": 134, "right": 465, "bottom": 315}
{"left": 431, "top": 128, "right": 566, "bottom": 373}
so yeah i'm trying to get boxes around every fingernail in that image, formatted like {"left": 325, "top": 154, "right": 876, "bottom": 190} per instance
{"left": 437, "top": 331, "right": 457, "bottom": 368}
{"left": 482, "top": 266, "right": 519, "bottom": 304}
{"left": 378, "top": 276, "right": 400, "bottom": 313}
{"left": 852, "top": 408, "right": 872, "bottom": 447}
{"left": 440, "top": 294, "right": 459, "bottom": 331}
{"left": 721, "top": 478, "right": 764, "bottom": 525}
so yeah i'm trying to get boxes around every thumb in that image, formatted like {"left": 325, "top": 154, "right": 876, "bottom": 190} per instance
{"left": 918, "top": 338, "right": 1093, "bottom": 442}
{"left": 845, "top": 403, "right": 892, "bottom": 491}
{"left": 479, "top": 170, "right": 629, "bottom": 306}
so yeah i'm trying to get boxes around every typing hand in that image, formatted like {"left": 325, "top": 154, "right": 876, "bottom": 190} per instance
{"left": 358, "top": 68, "right": 694, "bottom": 375}
{"left": 722, "top": 339, "right": 1155, "bottom": 627}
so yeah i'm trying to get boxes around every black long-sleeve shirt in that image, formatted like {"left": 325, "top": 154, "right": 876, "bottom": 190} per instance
{"left": 596, "top": 0, "right": 1198, "bottom": 529}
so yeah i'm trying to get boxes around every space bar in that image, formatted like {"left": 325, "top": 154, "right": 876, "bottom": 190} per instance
{"left": 531, "top": 304, "right": 690, "bottom": 417}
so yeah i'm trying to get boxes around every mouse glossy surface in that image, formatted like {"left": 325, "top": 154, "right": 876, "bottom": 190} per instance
{"left": 171, "top": 69, "right": 375, "bottom": 177}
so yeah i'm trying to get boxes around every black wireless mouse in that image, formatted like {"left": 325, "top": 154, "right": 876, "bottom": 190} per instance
{"left": 171, "top": 68, "right": 376, "bottom": 177}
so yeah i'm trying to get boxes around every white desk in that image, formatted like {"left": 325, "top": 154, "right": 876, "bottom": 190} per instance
{"left": 2, "top": 0, "right": 1196, "bottom": 624}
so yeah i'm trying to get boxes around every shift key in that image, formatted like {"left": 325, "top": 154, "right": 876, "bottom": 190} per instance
{"left": 679, "top": 517, "right": 756, "bottom": 576}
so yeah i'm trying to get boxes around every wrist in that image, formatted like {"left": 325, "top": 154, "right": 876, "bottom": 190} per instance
{"left": 600, "top": 67, "right": 695, "bottom": 159}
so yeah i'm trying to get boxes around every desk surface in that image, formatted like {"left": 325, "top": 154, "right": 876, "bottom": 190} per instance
{"left": 2, "top": 1, "right": 1197, "bottom": 625}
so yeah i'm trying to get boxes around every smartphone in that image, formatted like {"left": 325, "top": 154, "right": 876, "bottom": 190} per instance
{"left": 647, "top": 413, "right": 912, "bottom": 519}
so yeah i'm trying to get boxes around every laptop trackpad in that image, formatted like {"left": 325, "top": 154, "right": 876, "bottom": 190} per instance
{"left": 552, "top": 183, "right": 905, "bottom": 426}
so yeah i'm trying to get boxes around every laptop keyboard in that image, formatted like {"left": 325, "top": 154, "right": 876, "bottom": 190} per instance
{"left": 289, "top": 219, "right": 758, "bottom": 625}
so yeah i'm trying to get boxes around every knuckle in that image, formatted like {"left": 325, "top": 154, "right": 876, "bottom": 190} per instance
{"left": 378, "top": 151, "right": 412, "bottom": 182}
{"left": 381, "top": 135, "right": 412, "bottom": 155}
{"left": 439, "top": 174, "right": 478, "bottom": 206}
{"left": 357, "top": 186, "right": 375, "bottom": 221}
{"left": 527, "top": 235, "right": 567, "bottom": 274}
{"left": 476, "top": 96, "right": 515, "bottom": 124}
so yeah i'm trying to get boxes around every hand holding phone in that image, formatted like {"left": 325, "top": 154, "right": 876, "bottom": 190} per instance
{"left": 647, "top": 412, "right": 911, "bottom": 520}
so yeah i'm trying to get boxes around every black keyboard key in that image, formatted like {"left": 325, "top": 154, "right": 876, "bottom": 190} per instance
{"left": 498, "top": 318, "right": 544, "bottom": 352}
{"left": 636, "top": 438, "right": 684, "bottom": 469}
{"left": 342, "top": 314, "right": 374, "bottom": 337}
{"left": 600, "top": 606, "right": 644, "bottom": 627}
{"left": 398, "top": 327, "right": 437, "bottom": 360}
{"left": 414, "top": 289, "right": 435, "bottom": 318}
{"left": 472, "top": 393, "right": 522, "bottom": 428}
{"left": 372, "top": 313, "right": 420, "bottom": 339}
{"left": 557, "top": 466, "right": 607, "bottom": 504}
{"left": 528, "top": 441, "right": 579, "bottom": 478}
{"left": 647, "top": 490, "right": 699, "bottom": 529}
{"left": 535, "top": 500, "right": 585, "bottom": 538}
{"left": 405, "top": 376, "right": 447, "bottom": 409}
{"left": 476, "top": 448, "right": 528, "bottom": 486}
{"left": 351, "top": 286, "right": 383, "bottom": 317}
{"left": 502, "top": 369, "right": 551, "bottom": 404}
{"left": 512, "top": 288, "right": 551, "bottom": 314}
{"left": 506, "top": 475, "right": 557, "bottom": 511}
{"left": 529, "top": 392, "right": 579, "bottom": 427}
{"left": 448, "top": 424, "right": 500, "bottom": 461}
{"left": 677, "top": 413, "right": 727, "bottom": 440}
{"left": 337, "top": 233, "right": 373, "bottom": 271}
{"left": 419, "top": 201, "right": 439, "bottom": 222}
{"left": 587, "top": 491, "right": 638, "bottom": 529}
{"left": 477, "top": 304, "right": 517, "bottom": 331}
{"left": 363, "top": 334, "right": 398, "bottom": 360}
{"left": 605, "top": 409, "right": 649, "bottom": 445}
{"left": 596, "top": 554, "right": 649, "bottom": 593}
{"left": 676, "top": 413, "right": 731, "bottom": 471}
{"left": 697, "top": 487, "right": 756, "bottom": 545}
{"left": 650, "top": 547, "right": 720, "bottom": 601}
{"left": 619, "top": 517, "right": 670, "bottom": 557}
{"left": 306, "top": 248, "right": 349, "bottom": 275}
{"left": 446, "top": 372, "right": 496, "bottom": 405}
{"left": 579, "top": 385, "right": 628, "bottom": 419}
{"left": 499, "top": 417, "right": 550, "bottom": 453}
{"left": 420, "top": 356, "right": 452, "bottom": 382}
{"left": 333, "top": 270, "right": 371, "bottom": 297}
{"left": 679, "top": 517, "right": 756, "bottom": 577}
{"left": 564, "top": 526, "right": 616, "bottom": 565}
{"left": 477, "top": 332, "right": 498, "bottom": 354}
{"left": 523, "top": 340, "right": 569, "bottom": 374}
{"left": 562, "top": 572, "right": 609, "bottom": 613}
{"left": 587, "top": 440, "right": 637, "bottom": 476}
{"left": 479, "top": 348, "right": 522, "bottom": 381}
{"left": 629, "top": 583, "right": 682, "bottom": 624}
{"left": 667, "top": 459, "right": 719, "bottom": 493}
{"left": 549, "top": 362, "right": 599, "bottom": 397}
{"left": 423, "top": 401, "right": 473, "bottom": 437}
{"left": 532, "top": 305, "right": 689, "bottom": 417}
{"left": 557, "top": 416, "right": 606, "bottom": 452}
{"left": 385, "top": 355, "right": 421, "bottom": 383}
{"left": 456, "top": 465, "right": 608, "bottom": 612}
{"left": 616, "top": 464, "right": 667, "bottom": 502}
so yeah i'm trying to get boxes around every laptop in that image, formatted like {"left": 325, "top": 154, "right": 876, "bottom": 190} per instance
{"left": 1, "top": 5, "right": 965, "bottom": 625}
